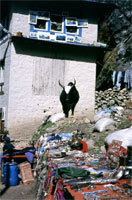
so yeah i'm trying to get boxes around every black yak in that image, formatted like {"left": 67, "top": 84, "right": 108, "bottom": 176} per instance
{"left": 59, "top": 80, "right": 80, "bottom": 118}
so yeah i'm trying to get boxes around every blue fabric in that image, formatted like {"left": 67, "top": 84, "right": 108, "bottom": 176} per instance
{"left": 96, "top": 106, "right": 118, "bottom": 116}
{"left": 48, "top": 135, "right": 62, "bottom": 142}
{"left": 25, "top": 152, "right": 34, "bottom": 163}
{"left": 0, "top": 153, "right": 4, "bottom": 166}
{"left": 52, "top": 168, "right": 57, "bottom": 177}
{"left": 112, "top": 71, "right": 124, "bottom": 89}
{"left": 37, "top": 147, "right": 44, "bottom": 154}
{"left": 58, "top": 133, "right": 72, "bottom": 139}
{"left": 3, "top": 147, "right": 36, "bottom": 156}
{"left": 4, "top": 136, "right": 10, "bottom": 143}
{"left": 0, "top": 147, "right": 36, "bottom": 165}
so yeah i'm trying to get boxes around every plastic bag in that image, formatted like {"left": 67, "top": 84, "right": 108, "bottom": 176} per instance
{"left": 48, "top": 112, "right": 65, "bottom": 123}
{"left": 94, "top": 112, "right": 111, "bottom": 122}
{"left": 94, "top": 118, "right": 115, "bottom": 132}
{"left": 104, "top": 126, "right": 132, "bottom": 149}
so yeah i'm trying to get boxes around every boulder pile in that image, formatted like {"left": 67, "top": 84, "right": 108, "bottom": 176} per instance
{"left": 95, "top": 87, "right": 131, "bottom": 111}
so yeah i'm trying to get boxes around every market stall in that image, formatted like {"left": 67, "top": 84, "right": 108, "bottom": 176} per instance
{"left": 34, "top": 132, "right": 132, "bottom": 200}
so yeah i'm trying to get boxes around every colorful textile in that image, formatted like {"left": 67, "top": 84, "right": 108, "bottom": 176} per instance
{"left": 124, "top": 69, "right": 132, "bottom": 89}
{"left": 80, "top": 140, "right": 88, "bottom": 153}
{"left": 56, "top": 166, "right": 89, "bottom": 179}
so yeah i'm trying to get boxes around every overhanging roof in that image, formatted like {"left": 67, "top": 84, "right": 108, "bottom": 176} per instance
{"left": 11, "top": 36, "right": 112, "bottom": 63}
{"left": 11, "top": 36, "right": 111, "bottom": 50}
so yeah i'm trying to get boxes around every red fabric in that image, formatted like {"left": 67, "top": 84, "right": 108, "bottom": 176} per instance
{"left": 65, "top": 179, "right": 132, "bottom": 200}
{"left": 45, "top": 181, "right": 53, "bottom": 200}
{"left": 120, "top": 146, "right": 127, "bottom": 155}
{"left": 3, "top": 154, "right": 37, "bottom": 158}
{"left": 80, "top": 140, "right": 88, "bottom": 153}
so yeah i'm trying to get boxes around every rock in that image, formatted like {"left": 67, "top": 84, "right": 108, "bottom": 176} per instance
{"left": 95, "top": 87, "right": 131, "bottom": 111}
{"left": 109, "top": 100, "right": 115, "bottom": 106}
{"left": 100, "top": 146, "right": 106, "bottom": 153}
{"left": 102, "top": 104, "right": 107, "bottom": 110}
{"left": 117, "top": 96, "right": 123, "bottom": 100}
{"left": 91, "top": 133, "right": 98, "bottom": 140}
{"left": 125, "top": 101, "right": 132, "bottom": 108}
{"left": 46, "top": 126, "right": 58, "bottom": 133}
{"left": 86, "top": 139, "right": 95, "bottom": 150}
{"left": 84, "top": 118, "right": 90, "bottom": 123}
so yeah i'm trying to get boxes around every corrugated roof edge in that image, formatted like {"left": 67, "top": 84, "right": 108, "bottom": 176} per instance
{"left": 82, "top": 0, "right": 115, "bottom": 5}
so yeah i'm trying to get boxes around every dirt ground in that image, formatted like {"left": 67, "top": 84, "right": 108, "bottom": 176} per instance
{"left": 0, "top": 107, "right": 132, "bottom": 200}
{"left": 0, "top": 182, "right": 36, "bottom": 200}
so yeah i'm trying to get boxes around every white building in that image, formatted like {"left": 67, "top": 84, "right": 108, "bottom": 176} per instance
{"left": 0, "top": 0, "right": 114, "bottom": 137}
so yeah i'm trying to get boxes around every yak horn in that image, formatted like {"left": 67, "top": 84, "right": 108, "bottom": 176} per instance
{"left": 59, "top": 80, "right": 64, "bottom": 89}
{"left": 74, "top": 79, "right": 76, "bottom": 86}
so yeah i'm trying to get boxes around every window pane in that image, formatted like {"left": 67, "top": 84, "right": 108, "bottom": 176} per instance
{"left": 66, "top": 26, "right": 78, "bottom": 34}
{"left": 34, "top": 19, "right": 47, "bottom": 30}
{"left": 51, "top": 15, "right": 63, "bottom": 32}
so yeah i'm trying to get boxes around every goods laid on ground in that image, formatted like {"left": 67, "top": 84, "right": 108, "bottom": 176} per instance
{"left": 0, "top": 146, "right": 36, "bottom": 186}
{"left": 34, "top": 132, "right": 132, "bottom": 200}
{"left": 19, "top": 162, "right": 34, "bottom": 184}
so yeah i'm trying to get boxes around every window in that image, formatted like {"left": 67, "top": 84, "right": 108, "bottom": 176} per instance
{"left": 78, "top": 19, "right": 88, "bottom": 28}
{"left": 34, "top": 19, "right": 48, "bottom": 31}
{"left": 0, "top": 107, "right": 5, "bottom": 131}
{"left": 29, "top": 11, "right": 38, "bottom": 24}
{"left": 65, "top": 17, "right": 78, "bottom": 35}
{"left": 66, "top": 26, "right": 78, "bottom": 35}
{"left": 29, "top": 10, "right": 83, "bottom": 43}
{"left": 55, "top": 33, "right": 66, "bottom": 42}
{"left": 65, "top": 17, "right": 77, "bottom": 26}
{"left": 50, "top": 15, "right": 64, "bottom": 32}
{"left": 0, "top": 67, "right": 4, "bottom": 95}
{"left": 38, "top": 31, "right": 50, "bottom": 40}
{"left": 37, "top": 11, "right": 50, "bottom": 20}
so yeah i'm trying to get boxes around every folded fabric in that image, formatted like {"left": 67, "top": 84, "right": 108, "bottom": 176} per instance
{"left": 48, "top": 135, "right": 62, "bottom": 142}
{"left": 25, "top": 152, "right": 34, "bottom": 163}
{"left": 80, "top": 140, "right": 88, "bottom": 153}
{"left": 56, "top": 166, "right": 89, "bottom": 179}
{"left": 0, "top": 153, "right": 4, "bottom": 165}
{"left": 3, "top": 147, "right": 36, "bottom": 156}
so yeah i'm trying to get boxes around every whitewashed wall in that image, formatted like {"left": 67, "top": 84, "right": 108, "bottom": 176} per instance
{"left": 7, "top": 44, "right": 96, "bottom": 137}
{"left": 0, "top": 41, "right": 11, "bottom": 127}
{"left": 82, "top": 23, "right": 98, "bottom": 44}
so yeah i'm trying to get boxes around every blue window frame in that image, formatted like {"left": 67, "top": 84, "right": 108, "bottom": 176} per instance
{"left": 29, "top": 10, "right": 83, "bottom": 42}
